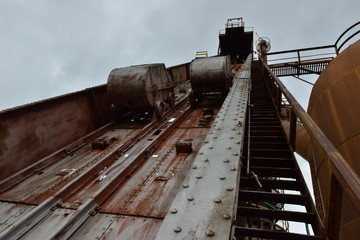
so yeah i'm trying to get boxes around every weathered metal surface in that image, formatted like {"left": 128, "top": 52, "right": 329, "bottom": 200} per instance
{"left": 0, "top": 128, "right": 140, "bottom": 204}
{"left": 0, "top": 85, "right": 112, "bottom": 182}
{"left": 167, "top": 62, "right": 190, "bottom": 86}
{"left": 154, "top": 54, "right": 251, "bottom": 240}
{"left": 190, "top": 55, "right": 233, "bottom": 96}
{"left": 0, "top": 202, "right": 35, "bottom": 233}
{"left": 107, "top": 64, "right": 174, "bottom": 112}
{"left": 18, "top": 208, "right": 78, "bottom": 239}
{"left": 101, "top": 127, "right": 211, "bottom": 217}
{"left": 69, "top": 214, "right": 162, "bottom": 240}
{"left": 0, "top": 100, "right": 192, "bottom": 239}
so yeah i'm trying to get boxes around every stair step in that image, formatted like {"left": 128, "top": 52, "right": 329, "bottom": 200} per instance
{"left": 245, "top": 125, "right": 283, "bottom": 131}
{"left": 238, "top": 190, "right": 311, "bottom": 206}
{"left": 246, "top": 166, "right": 299, "bottom": 178}
{"left": 237, "top": 206, "right": 316, "bottom": 224}
{"left": 240, "top": 177, "right": 304, "bottom": 191}
{"left": 242, "top": 149, "right": 292, "bottom": 158}
{"left": 244, "top": 142, "right": 290, "bottom": 151}
{"left": 245, "top": 130, "right": 284, "bottom": 137}
{"left": 242, "top": 157, "right": 295, "bottom": 168}
{"left": 244, "top": 136, "right": 287, "bottom": 143}
{"left": 235, "top": 227, "right": 324, "bottom": 240}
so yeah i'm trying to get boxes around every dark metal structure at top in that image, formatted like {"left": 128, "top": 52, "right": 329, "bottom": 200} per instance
{"left": 218, "top": 17, "right": 253, "bottom": 63}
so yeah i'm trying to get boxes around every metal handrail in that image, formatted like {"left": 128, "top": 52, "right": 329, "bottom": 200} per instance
{"left": 334, "top": 21, "right": 360, "bottom": 52}
{"left": 258, "top": 57, "right": 360, "bottom": 238}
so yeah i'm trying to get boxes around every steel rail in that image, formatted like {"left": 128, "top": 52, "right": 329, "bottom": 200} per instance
{"left": 0, "top": 121, "right": 118, "bottom": 194}
{"left": 51, "top": 102, "right": 193, "bottom": 239}
{"left": 259, "top": 58, "right": 360, "bottom": 223}
{"left": 0, "top": 100, "right": 190, "bottom": 240}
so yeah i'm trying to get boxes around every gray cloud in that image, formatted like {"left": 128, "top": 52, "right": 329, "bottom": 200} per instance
{"left": 1, "top": 0, "right": 358, "bottom": 110}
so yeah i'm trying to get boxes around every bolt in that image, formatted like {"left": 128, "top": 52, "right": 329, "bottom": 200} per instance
{"left": 209, "top": 146, "right": 213, "bottom": 149}
{"left": 183, "top": 183, "right": 189, "bottom": 188}
{"left": 204, "top": 140, "right": 209, "bottom": 143}
{"left": 188, "top": 196, "right": 194, "bottom": 201}
{"left": 227, "top": 146, "right": 232, "bottom": 149}
{"left": 229, "top": 136, "right": 234, "bottom": 139}
{"left": 213, "top": 136, "right": 217, "bottom": 139}
{"left": 204, "top": 158, "right": 209, "bottom": 162}
{"left": 219, "top": 176, "right": 226, "bottom": 180}
{"left": 214, "top": 198, "right": 222, "bottom": 203}
{"left": 231, "top": 167, "right": 237, "bottom": 171}
{"left": 206, "top": 229, "right": 215, "bottom": 236}
{"left": 196, "top": 175, "right": 202, "bottom": 179}
{"left": 222, "top": 214, "right": 231, "bottom": 219}
{"left": 174, "top": 227, "right": 182, "bottom": 233}
{"left": 223, "top": 159, "right": 229, "bottom": 163}
{"left": 199, "top": 152, "right": 204, "bottom": 155}
{"left": 170, "top": 208, "right": 178, "bottom": 214}
{"left": 192, "top": 165, "right": 197, "bottom": 169}
{"left": 235, "top": 141, "right": 240, "bottom": 144}
{"left": 233, "top": 152, "right": 239, "bottom": 156}
{"left": 226, "top": 187, "right": 234, "bottom": 191}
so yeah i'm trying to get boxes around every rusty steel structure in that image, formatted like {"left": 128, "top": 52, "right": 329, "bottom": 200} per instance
{"left": 0, "top": 18, "right": 360, "bottom": 240}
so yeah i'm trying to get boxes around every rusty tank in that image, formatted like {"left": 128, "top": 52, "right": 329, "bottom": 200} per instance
{"left": 189, "top": 55, "right": 233, "bottom": 101}
{"left": 107, "top": 63, "right": 175, "bottom": 118}
{"left": 289, "top": 40, "right": 360, "bottom": 240}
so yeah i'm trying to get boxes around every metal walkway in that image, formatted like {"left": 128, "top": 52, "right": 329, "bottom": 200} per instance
{"left": 234, "top": 61, "right": 325, "bottom": 239}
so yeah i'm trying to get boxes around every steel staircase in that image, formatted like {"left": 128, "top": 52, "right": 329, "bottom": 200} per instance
{"left": 234, "top": 61, "right": 326, "bottom": 240}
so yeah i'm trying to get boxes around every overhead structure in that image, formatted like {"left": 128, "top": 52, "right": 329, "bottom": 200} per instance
{"left": 218, "top": 17, "right": 253, "bottom": 63}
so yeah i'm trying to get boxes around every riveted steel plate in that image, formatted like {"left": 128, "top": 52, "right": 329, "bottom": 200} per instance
{"left": 155, "top": 55, "right": 252, "bottom": 240}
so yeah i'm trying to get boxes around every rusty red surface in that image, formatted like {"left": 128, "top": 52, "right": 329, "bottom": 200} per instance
{"left": 0, "top": 128, "right": 141, "bottom": 204}
{"left": 0, "top": 85, "right": 112, "bottom": 182}
{"left": 69, "top": 214, "right": 162, "bottom": 240}
{"left": 101, "top": 127, "right": 210, "bottom": 218}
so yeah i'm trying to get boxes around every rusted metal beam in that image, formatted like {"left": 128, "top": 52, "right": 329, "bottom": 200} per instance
{"left": 154, "top": 54, "right": 252, "bottom": 240}
{"left": 326, "top": 174, "right": 343, "bottom": 240}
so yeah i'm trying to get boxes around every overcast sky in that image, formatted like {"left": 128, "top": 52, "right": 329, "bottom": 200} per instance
{"left": 1, "top": 0, "right": 359, "bottom": 111}
{"left": 0, "top": 0, "right": 359, "bottom": 234}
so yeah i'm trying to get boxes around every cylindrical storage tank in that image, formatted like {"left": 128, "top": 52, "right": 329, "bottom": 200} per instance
{"left": 190, "top": 55, "right": 233, "bottom": 96}
{"left": 294, "top": 40, "right": 360, "bottom": 240}
{"left": 107, "top": 63, "right": 173, "bottom": 111}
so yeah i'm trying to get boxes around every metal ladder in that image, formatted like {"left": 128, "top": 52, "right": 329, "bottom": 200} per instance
{"left": 234, "top": 61, "right": 326, "bottom": 240}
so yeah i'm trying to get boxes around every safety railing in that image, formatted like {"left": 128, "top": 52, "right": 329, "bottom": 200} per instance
{"left": 258, "top": 57, "right": 360, "bottom": 240}
{"left": 266, "top": 21, "right": 360, "bottom": 65}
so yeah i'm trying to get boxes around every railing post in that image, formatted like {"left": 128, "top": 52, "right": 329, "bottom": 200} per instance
{"left": 327, "top": 174, "right": 343, "bottom": 240}
{"left": 276, "top": 87, "right": 281, "bottom": 114}
{"left": 289, "top": 109, "right": 297, "bottom": 151}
